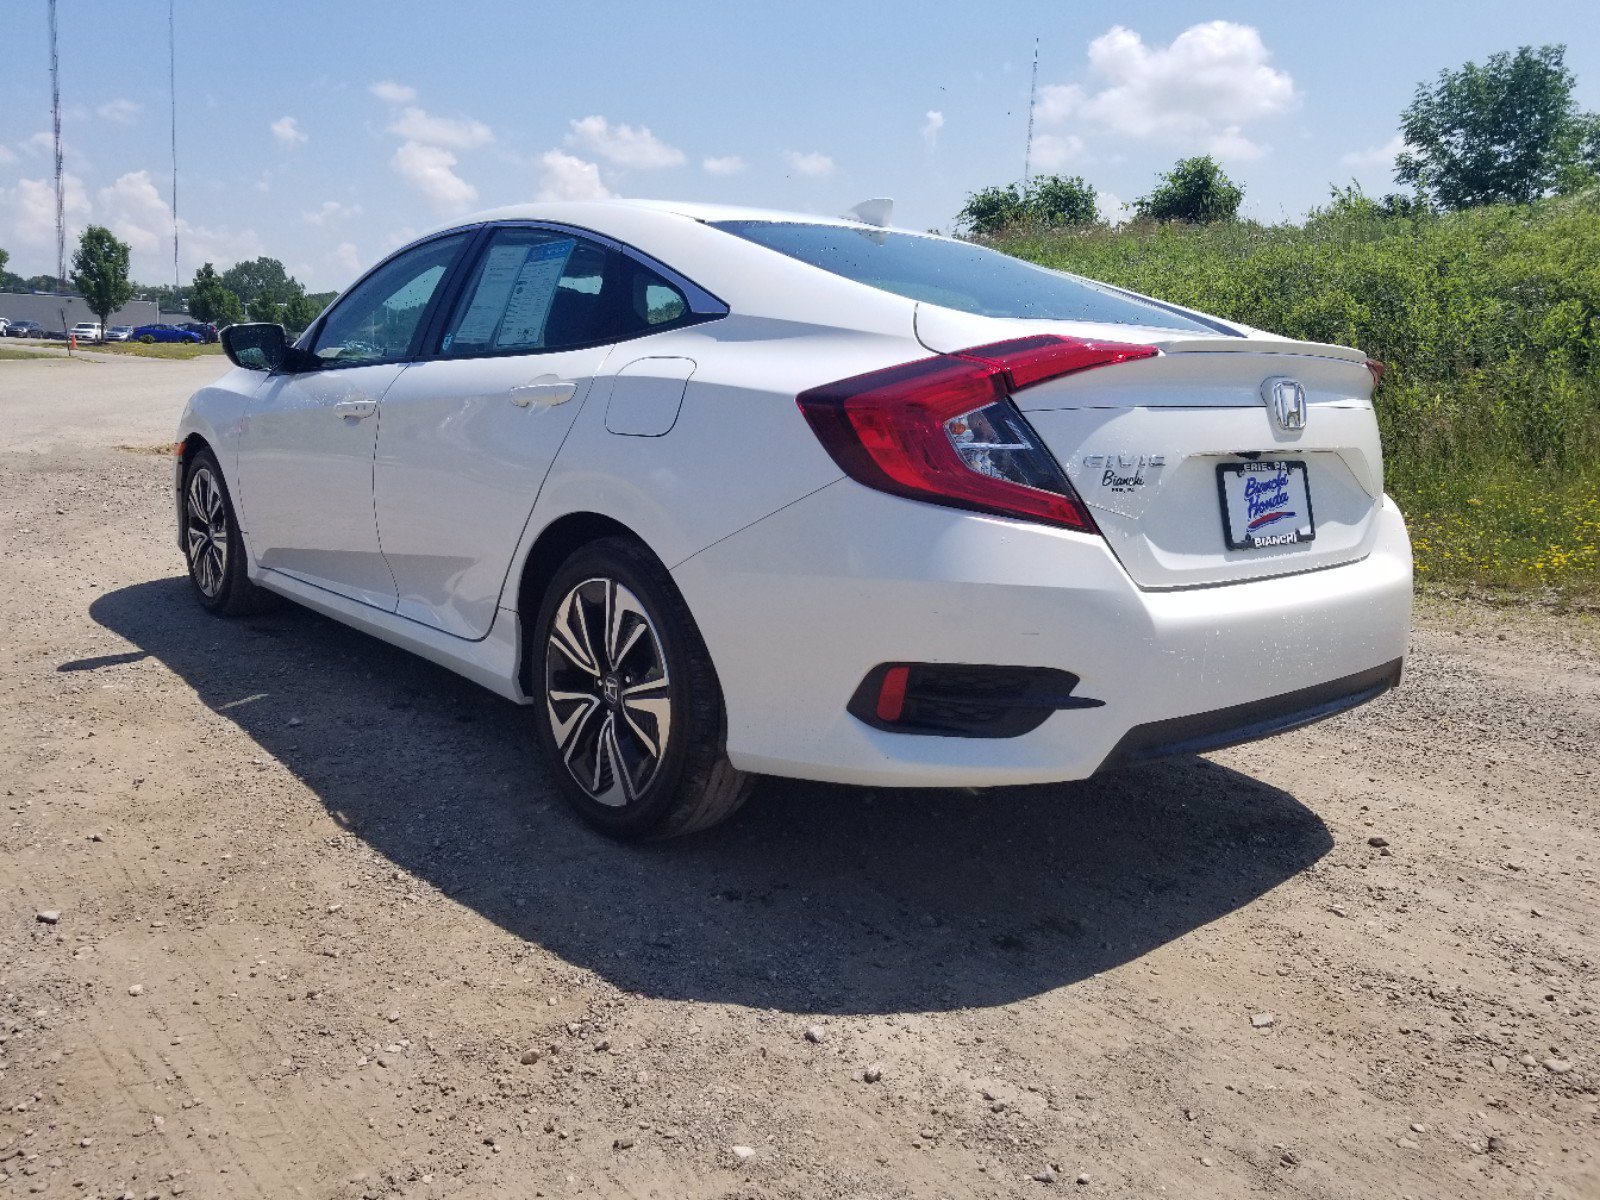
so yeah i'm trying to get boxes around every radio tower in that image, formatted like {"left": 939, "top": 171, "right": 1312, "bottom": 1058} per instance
{"left": 1022, "top": 37, "right": 1039, "bottom": 187}
{"left": 48, "top": 0, "right": 65, "bottom": 291}
{"left": 169, "top": 0, "right": 180, "bottom": 294}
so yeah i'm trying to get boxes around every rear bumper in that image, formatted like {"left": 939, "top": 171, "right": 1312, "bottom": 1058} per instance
{"left": 672, "top": 481, "right": 1413, "bottom": 787}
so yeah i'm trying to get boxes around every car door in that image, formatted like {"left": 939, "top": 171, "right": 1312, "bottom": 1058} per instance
{"left": 234, "top": 230, "right": 471, "bottom": 610}
{"left": 373, "top": 226, "right": 635, "bottom": 638}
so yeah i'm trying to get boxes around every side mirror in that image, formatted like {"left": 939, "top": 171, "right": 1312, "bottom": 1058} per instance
{"left": 221, "top": 323, "right": 318, "bottom": 373}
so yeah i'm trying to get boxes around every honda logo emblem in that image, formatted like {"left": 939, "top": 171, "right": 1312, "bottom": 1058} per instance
{"left": 1261, "top": 377, "right": 1308, "bottom": 432}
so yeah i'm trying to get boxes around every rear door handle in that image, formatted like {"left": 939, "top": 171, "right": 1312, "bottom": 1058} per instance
{"left": 509, "top": 378, "right": 578, "bottom": 408}
{"left": 333, "top": 399, "right": 378, "bottom": 419}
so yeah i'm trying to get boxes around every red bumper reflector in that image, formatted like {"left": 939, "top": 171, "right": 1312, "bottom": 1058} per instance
{"left": 876, "top": 665, "right": 911, "bottom": 722}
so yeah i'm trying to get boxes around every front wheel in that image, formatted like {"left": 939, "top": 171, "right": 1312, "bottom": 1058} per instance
{"left": 182, "top": 448, "right": 278, "bottom": 616}
{"left": 531, "top": 538, "right": 751, "bottom": 840}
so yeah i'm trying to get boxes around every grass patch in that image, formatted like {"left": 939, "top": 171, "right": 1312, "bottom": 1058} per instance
{"left": 1397, "top": 466, "right": 1598, "bottom": 604}
{"left": 0, "top": 345, "right": 60, "bottom": 361}
{"left": 989, "top": 192, "right": 1600, "bottom": 604}
{"left": 92, "top": 341, "right": 223, "bottom": 360}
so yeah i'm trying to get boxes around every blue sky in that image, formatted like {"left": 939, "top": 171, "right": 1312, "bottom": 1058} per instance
{"left": 2, "top": 1, "right": 1596, "bottom": 290}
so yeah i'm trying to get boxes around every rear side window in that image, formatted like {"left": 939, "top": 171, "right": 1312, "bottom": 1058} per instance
{"left": 441, "top": 228, "right": 612, "bottom": 356}
{"left": 710, "top": 220, "right": 1223, "bottom": 333}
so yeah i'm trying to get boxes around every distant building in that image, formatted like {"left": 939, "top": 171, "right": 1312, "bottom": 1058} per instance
{"left": 0, "top": 292, "right": 159, "bottom": 332}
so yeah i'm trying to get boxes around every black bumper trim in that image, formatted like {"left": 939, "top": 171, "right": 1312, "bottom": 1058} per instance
{"left": 1097, "top": 658, "right": 1403, "bottom": 771}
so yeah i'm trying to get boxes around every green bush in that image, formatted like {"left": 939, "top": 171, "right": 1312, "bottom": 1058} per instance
{"left": 989, "top": 192, "right": 1600, "bottom": 601}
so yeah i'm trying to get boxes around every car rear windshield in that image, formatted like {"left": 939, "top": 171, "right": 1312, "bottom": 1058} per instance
{"left": 710, "top": 220, "right": 1225, "bottom": 333}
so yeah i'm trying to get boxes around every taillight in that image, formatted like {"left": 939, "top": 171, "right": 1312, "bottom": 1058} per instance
{"left": 1365, "top": 358, "right": 1386, "bottom": 389}
{"left": 795, "top": 334, "right": 1156, "bottom": 532}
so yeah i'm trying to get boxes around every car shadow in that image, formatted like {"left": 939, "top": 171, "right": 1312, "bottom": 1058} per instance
{"left": 87, "top": 577, "right": 1332, "bottom": 1015}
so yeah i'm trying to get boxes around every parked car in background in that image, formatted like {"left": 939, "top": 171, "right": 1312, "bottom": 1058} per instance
{"left": 0, "top": 318, "right": 9, "bottom": 334}
{"left": 179, "top": 321, "right": 219, "bottom": 343}
{"left": 70, "top": 321, "right": 103, "bottom": 342}
{"left": 105, "top": 325, "right": 134, "bottom": 342}
{"left": 132, "top": 324, "right": 203, "bottom": 344}
{"left": 4, "top": 319, "right": 43, "bottom": 338}
{"left": 176, "top": 198, "right": 1411, "bottom": 840}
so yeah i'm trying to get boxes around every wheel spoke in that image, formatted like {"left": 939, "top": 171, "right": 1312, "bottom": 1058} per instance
{"left": 620, "top": 680, "right": 671, "bottom": 759}
{"left": 589, "top": 714, "right": 633, "bottom": 807}
{"left": 550, "top": 589, "right": 601, "bottom": 677}
{"left": 606, "top": 582, "right": 649, "bottom": 667}
{"left": 548, "top": 689, "right": 602, "bottom": 759}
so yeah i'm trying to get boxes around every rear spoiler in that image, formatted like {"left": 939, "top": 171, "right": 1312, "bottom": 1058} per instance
{"left": 1156, "top": 336, "right": 1368, "bottom": 363}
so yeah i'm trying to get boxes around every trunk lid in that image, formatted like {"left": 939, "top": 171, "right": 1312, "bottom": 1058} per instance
{"left": 915, "top": 304, "right": 1384, "bottom": 590}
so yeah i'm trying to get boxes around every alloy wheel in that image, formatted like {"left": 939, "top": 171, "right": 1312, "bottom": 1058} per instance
{"left": 544, "top": 577, "right": 673, "bottom": 807}
{"left": 184, "top": 466, "right": 229, "bottom": 597}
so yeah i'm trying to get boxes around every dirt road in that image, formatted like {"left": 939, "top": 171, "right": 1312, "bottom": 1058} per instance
{"left": 1, "top": 355, "right": 1596, "bottom": 1199}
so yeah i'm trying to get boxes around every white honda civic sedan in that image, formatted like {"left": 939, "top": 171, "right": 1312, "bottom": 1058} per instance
{"left": 175, "top": 199, "right": 1411, "bottom": 838}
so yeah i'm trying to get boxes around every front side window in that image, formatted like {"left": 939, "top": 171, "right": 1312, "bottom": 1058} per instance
{"left": 440, "top": 228, "right": 612, "bottom": 356}
{"left": 312, "top": 232, "right": 469, "bottom": 367}
{"left": 710, "top": 220, "right": 1223, "bottom": 333}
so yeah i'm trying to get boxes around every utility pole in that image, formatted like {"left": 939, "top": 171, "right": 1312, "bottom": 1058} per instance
{"left": 169, "top": 0, "right": 181, "bottom": 296}
{"left": 1022, "top": 37, "right": 1039, "bottom": 188}
{"left": 49, "top": 0, "right": 65, "bottom": 292}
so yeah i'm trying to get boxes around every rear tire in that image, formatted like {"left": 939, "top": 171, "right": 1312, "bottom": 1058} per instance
{"left": 530, "top": 537, "right": 752, "bottom": 840}
{"left": 182, "top": 447, "right": 278, "bottom": 617}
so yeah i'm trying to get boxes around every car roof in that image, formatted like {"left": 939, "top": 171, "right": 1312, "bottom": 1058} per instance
{"left": 438, "top": 197, "right": 911, "bottom": 238}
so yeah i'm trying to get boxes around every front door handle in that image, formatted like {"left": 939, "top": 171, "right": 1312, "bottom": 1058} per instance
{"left": 510, "top": 377, "right": 578, "bottom": 408}
{"left": 333, "top": 399, "right": 378, "bottom": 419}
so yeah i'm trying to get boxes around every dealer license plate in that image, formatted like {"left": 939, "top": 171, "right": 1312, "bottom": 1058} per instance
{"left": 1216, "top": 460, "right": 1316, "bottom": 551}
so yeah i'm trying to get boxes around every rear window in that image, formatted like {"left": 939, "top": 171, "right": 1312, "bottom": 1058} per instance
{"left": 710, "top": 221, "right": 1223, "bottom": 334}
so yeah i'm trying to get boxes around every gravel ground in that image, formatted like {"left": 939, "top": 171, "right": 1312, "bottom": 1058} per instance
{"left": 1, "top": 355, "right": 1596, "bottom": 1200}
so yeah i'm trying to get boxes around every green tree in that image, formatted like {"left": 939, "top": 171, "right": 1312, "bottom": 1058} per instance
{"left": 187, "top": 262, "right": 225, "bottom": 323}
{"left": 958, "top": 183, "right": 1026, "bottom": 235}
{"left": 1135, "top": 156, "right": 1244, "bottom": 223}
{"left": 247, "top": 295, "right": 285, "bottom": 324}
{"left": 213, "top": 288, "right": 245, "bottom": 326}
{"left": 959, "top": 176, "right": 1100, "bottom": 235}
{"left": 1023, "top": 175, "right": 1098, "bottom": 227}
{"left": 69, "top": 225, "right": 134, "bottom": 337}
{"left": 282, "top": 293, "right": 320, "bottom": 332}
{"left": 1395, "top": 45, "right": 1595, "bottom": 209}
{"left": 221, "top": 257, "right": 299, "bottom": 307}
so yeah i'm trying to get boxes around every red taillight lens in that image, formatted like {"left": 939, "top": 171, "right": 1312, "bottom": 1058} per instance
{"left": 796, "top": 335, "right": 1156, "bottom": 532}
{"left": 1365, "top": 358, "right": 1386, "bottom": 389}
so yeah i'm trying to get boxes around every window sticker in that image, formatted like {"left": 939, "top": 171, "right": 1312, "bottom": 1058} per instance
{"left": 452, "top": 242, "right": 530, "bottom": 346}
{"left": 495, "top": 239, "right": 576, "bottom": 348}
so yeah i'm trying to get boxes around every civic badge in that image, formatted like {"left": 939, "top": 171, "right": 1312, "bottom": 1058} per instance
{"left": 1261, "top": 377, "right": 1307, "bottom": 432}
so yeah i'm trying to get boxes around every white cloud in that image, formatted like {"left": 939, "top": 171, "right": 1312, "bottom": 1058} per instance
{"left": 303, "top": 200, "right": 362, "bottom": 226}
{"left": 702, "top": 154, "right": 745, "bottom": 176}
{"left": 1095, "top": 191, "right": 1131, "bottom": 226}
{"left": 23, "top": 131, "right": 56, "bottom": 157}
{"left": 1036, "top": 84, "right": 1084, "bottom": 125}
{"left": 1207, "top": 126, "right": 1268, "bottom": 162}
{"left": 1031, "top": 132, "right": 1084, "bottom": 170}
{"left": 391, "top": 142, "right": 477, "bottom": 213}
{"left": 97, "top": 98, "right": 141, "bottom": 125}
{"left": 388, "top": 107, "right": 493, "bottom": 150}
{"left": 369, "top": 80, "right": 418, "bottom": 105}
{"left": 785, "top": 151, "right": 834, "bottom": 178}
{"left": 330, "top": 242, "right": 361, "bottom": 276}
{"left": 535, "top": 150, "right": 612, "bottom": 202}
{"left": 94, "top": 170, "right": 265, "bottom": 280}
{"left": 921, "top": 110, "right": 945, "bottom": 149}
{"left": 566, "top": 116, "right": 684, "bottom": 169}
{"left": 0, "top": 145, "right": 16, "bottom": 167}
{"left": 0, "top": 173, "right": 90, "bottom": 253}
{"left": 1340, "top": 134, "right": 1406, "bottom": 169}
{"left": 270, "top": 116, "right": 307, "bottom": 147}
{"left": 1041, "top": 22, "right": 1294, "bottom": 150}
